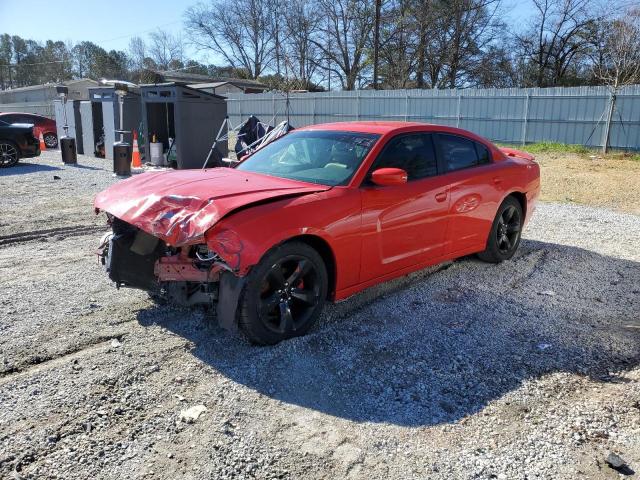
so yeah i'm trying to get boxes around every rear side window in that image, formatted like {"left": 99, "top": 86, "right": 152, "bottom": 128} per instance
{"left": 438, "top": 134, "right": 491, "bottom": 172}
{"left": 475, "top": 142, "right": 491, "bottom": 164}
{"left": 371, "top": 133, "right": 437, "bottom": 181}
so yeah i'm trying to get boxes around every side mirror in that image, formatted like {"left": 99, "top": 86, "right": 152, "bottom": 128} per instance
{"left": 370, "top": 167, "right": 408, "bottom": 186}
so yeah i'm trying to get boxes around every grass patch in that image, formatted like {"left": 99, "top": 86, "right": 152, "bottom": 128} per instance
{"left": 498, "top": 141, "right": 640, "bottom": 162}
{"left": 498, "top": 141, "right": 591, "bottom": 155}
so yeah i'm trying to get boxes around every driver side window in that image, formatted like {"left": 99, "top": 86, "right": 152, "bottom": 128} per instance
{"left": 371, "top": 133, "right": 437, "bottom": 181}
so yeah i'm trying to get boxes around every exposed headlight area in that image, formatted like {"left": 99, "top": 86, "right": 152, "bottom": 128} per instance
{"left": 98, "top": 216, "right": 234, "bottom": 308}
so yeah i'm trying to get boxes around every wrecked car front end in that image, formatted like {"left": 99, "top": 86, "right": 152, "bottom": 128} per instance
{"left": 94, "top": 168, "right": 330, "bottom": 330}
{"left": 97, "top": 218, "right": 243, "bottom": 330}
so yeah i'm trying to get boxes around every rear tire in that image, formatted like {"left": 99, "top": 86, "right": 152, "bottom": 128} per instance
{"left": 238, "top": 241, "right": 328, "bottom": 345}
{"left": 0, "top": 140, "right": 20, "bottom": 168}
{"left": 478, "top": 196, "right": 523, "bottom": 263}
{"left": 43, "top": 133, "right": 58, "bottom": 149}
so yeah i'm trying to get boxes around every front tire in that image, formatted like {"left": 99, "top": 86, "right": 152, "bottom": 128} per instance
{"left": 478, "top": 196, "right": 523, "bottom": 263}
{"left": 0, "top": 141, "right": 20, "bottom": 168}
{"left": 238, "top": 241, "right": 328, "bottom": 345}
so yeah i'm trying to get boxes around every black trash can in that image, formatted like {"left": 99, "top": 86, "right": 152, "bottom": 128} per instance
{"left": 60, "top": 136, "right": 77, "bottom": 164}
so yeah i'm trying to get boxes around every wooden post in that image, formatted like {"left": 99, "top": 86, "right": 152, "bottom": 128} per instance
{"left": 456, "top": 94, "right": 462, "bottom": 128}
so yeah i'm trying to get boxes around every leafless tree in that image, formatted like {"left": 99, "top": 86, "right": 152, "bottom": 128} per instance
{"left": 128, "top": 36, "right": 147, "bottom": 72}
{"left": 148, "top": 30, "right": 184, "bottom": 70}
{"left": 516, "top": 0, "right": 601, "bottom": 87}
{"left": 281, "top": 0, "right": 322, "bottom": 89}
{"left": 377, "top": 0, "right": 417, "bottom": 88}
{"left": 184, "top": 0, "right": 275, "bottom": 79}
{"left": 592, "top": 8, "right": 640, "bottom": 92}
{"left": 310, "top": 0, "right": 375, "bottom": 90}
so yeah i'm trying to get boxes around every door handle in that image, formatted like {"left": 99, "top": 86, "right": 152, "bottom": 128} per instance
{"left": 435, "top": 191, "right": 448, "bottom": 202}
{"left": 493, "top": 176, "right": 503, "bottom": 185}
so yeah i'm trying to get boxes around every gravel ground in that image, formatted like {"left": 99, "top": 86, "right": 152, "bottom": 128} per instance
{"left": 1, "top": 151, "right": 639, "bottom": 479}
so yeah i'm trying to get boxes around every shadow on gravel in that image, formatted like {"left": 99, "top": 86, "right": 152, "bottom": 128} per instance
{"left": 137, "top": 239, "right": 640, "bottom": 427}
{"left": 0, "top": 162, "right": 62, "bottom": 176}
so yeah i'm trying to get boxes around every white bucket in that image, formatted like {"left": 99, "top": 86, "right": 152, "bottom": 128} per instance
{"left": 150, "top": 142, "right": 164, "bottom": 166}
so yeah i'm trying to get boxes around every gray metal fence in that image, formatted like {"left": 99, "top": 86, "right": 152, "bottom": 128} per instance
{"left": 0, "top": 101, "right": 55, "bottom": 119}
{"left": 227, "top": 85, "right": 640, "bottom": 150}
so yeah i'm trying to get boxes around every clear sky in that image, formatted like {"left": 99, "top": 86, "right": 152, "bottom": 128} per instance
{"left": 0, "top": 0, "right": 205, "bottom": 59}
{"left": 0, "top": 0, "right": 533, "bottom": 65}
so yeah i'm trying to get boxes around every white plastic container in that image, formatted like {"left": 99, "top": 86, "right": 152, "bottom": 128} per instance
{"left": 150, "top": 142, "right": 165, "bottom": 166}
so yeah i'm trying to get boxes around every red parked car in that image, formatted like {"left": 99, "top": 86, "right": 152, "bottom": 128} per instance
{"left": 0, "top": 112, "right": 57, "bottom": 148}
{"left": 95, "top": 121, "right": 540, "bottom": 345}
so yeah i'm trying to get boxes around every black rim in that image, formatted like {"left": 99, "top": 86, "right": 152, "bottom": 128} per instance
{"left": 258, "top": 255, "right": 321, "bottom": 334}
{"left": 0, "top": 143, "right": 18, "bottom": 166}
{"left": 496, "top": 205, "right": 521, "bottom": 254}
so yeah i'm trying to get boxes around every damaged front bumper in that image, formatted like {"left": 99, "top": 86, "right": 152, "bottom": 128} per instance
{"left": 98, "top": 217, "right": 245, "bottom": 331}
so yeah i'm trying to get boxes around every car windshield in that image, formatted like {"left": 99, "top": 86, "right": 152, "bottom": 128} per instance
{"left": 235, "top": 130, "right": 380, "bottom": 186}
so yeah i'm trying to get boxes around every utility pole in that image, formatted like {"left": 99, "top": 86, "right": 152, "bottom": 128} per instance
{"left": 373, "top": 0, "right": 381, "bottom": 90}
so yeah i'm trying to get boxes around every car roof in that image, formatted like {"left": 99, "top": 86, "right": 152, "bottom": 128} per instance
{"left": 0, "top": 112, "right": 41, "bottom": 118}
{"left": 301, "top": 121, "right": 430, "bottom": 135}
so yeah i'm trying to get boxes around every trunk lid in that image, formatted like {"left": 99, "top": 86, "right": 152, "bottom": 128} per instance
{"left": 94, "top": 168, "right": 330, "bottom": 246}
{"left": 499, "top": 147, "right": 536, "bottom": 162}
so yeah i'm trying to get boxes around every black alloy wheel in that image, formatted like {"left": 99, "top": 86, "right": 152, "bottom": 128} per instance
{"left": 259, "top": 256, "right": 321, "bottom": 334}
{"left": 478, "top": 196, "right": 523, "bottom": 263}
{"left": 0, "top": 141, "right": 19, "bottom": 167}
{"left": 496, "top": 204, "right": 521, "bottom": 254}
{"left": 239, "top": 242, "right": 328, "bottom": 345}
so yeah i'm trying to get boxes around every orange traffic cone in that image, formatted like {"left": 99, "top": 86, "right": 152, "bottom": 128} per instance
{"left": 38, "top": 131, "right": 46, "bottom": 151}
{"left": 132, "top": 130, "right": 142, "bottom": 168}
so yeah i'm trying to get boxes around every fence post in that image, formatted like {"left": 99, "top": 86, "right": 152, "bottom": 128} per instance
{"left": 602, "top": 92, "right": 616, "bottom": 154}
{"left": 312, "top": 94, "right": 317, "bottom": 125}
{"left": 521, "top": 93, "right": 530, "bottom": 146}
{"left": 456, "top": 94, "right": 462, "bottom": 128}
{"left": 271, "top": 92, "right": 278, "bottom": 125}
{"left": 356, "top": 90, "right": 360, "bottom": 120}
{"left": 404, "top": 92, "right": 409, "bottom": 121}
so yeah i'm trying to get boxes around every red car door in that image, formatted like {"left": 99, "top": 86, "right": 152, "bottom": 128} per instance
{"left": 435, "top": 133, "right": 504, "bottom": 255}
{"left": 360, "top": 133, "right": 450, "bottom": 282}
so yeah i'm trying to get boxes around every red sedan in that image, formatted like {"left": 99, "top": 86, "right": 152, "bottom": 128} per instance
{"left": 95, "top": 122, "right": 540, "bottom": 345}
{"left": 0, "top": 112, "right": 57, "bottom": 148}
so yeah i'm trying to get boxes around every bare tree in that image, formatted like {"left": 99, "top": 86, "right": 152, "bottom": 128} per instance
{"left": 310, "top": 0, "right": 375, "bottom": 90}
{"left": 377, "top": 0, "right": 417, "bottom": 88}
{"left": 516, "top": 0, "right": 599, "bottom": 87}
{"left": 148, "top": 30, "right": 184, "bottom": 70}
{"left": 128, "top": 36, "right": 147, "bottom": 71}
{"left": 281, "top": 0, "right": 322, "bottom": 89}
{"left": 591, "top": 8, "right": 640, "bottom": 152}
{"left": 184, "top": 0, "right": 275, "bottom": 79}
{"left": 592, "top": 9, "right": 640, "bottom": 92}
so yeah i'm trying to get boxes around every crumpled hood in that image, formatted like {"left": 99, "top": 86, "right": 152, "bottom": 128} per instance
{"left": 94, "top": 168, "right": 330, "bottom": 246}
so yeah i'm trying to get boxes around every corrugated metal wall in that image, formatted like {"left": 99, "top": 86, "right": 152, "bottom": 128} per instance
{"left": 227, "top": 85, "right": 640, "bottom": 149}
{"left": 0, "top": 102, "right": 55, "bottom": 118}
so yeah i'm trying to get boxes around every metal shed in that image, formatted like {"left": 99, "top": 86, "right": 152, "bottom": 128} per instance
{"left": 140, "top": 83, "right": 227, "bottom": 169}
{"left": 85, "top": 86, "right": 142, "bottom": 160}
{"left": 53, "top": 99, "right": 84, "bottom": 154}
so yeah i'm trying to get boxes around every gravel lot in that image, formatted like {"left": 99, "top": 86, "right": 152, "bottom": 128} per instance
{"left": 1, "top": 151, "right": 638, "bottom": 479}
